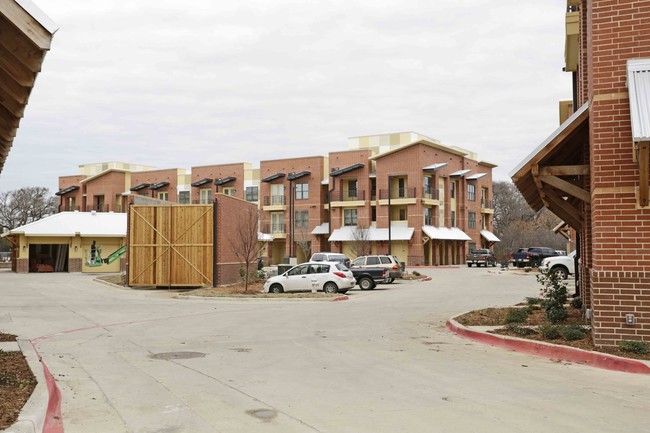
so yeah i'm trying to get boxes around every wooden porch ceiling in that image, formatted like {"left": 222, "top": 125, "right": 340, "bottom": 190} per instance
{"left": 511, "top": 103, "right": 590, "bottom": 230}
{"left": 0, "top": 0, "right": 55, "bottom": 173}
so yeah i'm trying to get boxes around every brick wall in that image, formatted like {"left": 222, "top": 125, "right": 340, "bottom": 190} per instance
{"left": 131, "top": 169, "right": 181, "bottom": 203}
{"left": 587, "top": 0, "right": 650, "bottom": 346}
{"left": 58, "top": 175, "right": 86, "bottom": 211}
{"left": 69, "top": 258, "right": 82, "bottom": 273}
{"left": 15, "top": 258, "right": 28, "bottom": 273}
{"left": 191, "top": 163, "right": 246, "bottom": 202}
{"left": 84, "top": 171, "right": 128, "bottom": 212}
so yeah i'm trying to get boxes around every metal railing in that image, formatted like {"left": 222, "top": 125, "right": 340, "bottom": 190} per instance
{"left": 423, "top": 187, "right": 439, "bottom": 200}
{"left": 263, "top": 223, "right": 286, "bottom": 234}
{"left": 330, "top": 190, "right": 365, "bottom": 201}
{"left": 378, "top": 187, "right": 416, "bottom": 200}
{"left": 263, "top": 195, "right": 286, "bottom": 206}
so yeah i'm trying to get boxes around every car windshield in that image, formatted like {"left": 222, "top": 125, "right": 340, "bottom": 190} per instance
{"left": 335, "top": 263, "right": 349, "bottom": 271}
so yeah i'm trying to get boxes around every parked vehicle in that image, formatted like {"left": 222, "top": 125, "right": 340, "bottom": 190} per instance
{"left": 350, "top": 267, "right": 389, "bottom": 290}
{"left": 466, "top": 249, "right": 497, "bottom": 267}
{"left": 539, "top": 250, "right": 576, "bottom": 279}
{"left": 350, "top": 255, "right": 403, "bottom": 281}
{"left": 510, "top": 247, "right": 558, "bottom": 268}
{"left": 263, "top": 261, "right": 355, "bottom": 294}
{"left": 310, "top": 252, "right": 351, "bottom": 268}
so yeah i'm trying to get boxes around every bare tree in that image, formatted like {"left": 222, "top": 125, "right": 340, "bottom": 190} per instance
{"left": 492, "top": 181, "right": 567, "bottom": 260}
{"left": 294, "top": 229, "right": 312, "bottom": 262}
{"left": 229, "top": 207, "right": 264, "bottom": 292}
{"left": 351, "top": 223, "right": 372, "bottom": 257}
{"left": 0, "top": 187, "right": 57, "bottom": 232}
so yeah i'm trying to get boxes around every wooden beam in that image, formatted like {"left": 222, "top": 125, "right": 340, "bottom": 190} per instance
{"left": 0, "top": 0, "right": 53, "bottom": 50}
{"left": 0, "top": 84, "right": 24, "bottom": 117}
{"left": 639, "top": 142, "right": 649, "bottom": 207}
{"left": 0, "top": 67, "right": 29, "bottom": 103}
{"left": 0, "top": 15, "right": 46, "bottom": 72}
{"left": 539, "top": 174, "right": 591, "bottom": 203}
{"left": 544, "top": 189, "right": 583, "bottom": 230}
{"left": 539, "top": 165, "right": 590, "bottom": 176}
{"left": 0, "top": 44, "right": 36, "bottom": 87}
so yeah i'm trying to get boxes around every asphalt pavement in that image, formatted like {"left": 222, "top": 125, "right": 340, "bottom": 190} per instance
{"left": 1, "top": 267, "right": 649, "bottom": 433}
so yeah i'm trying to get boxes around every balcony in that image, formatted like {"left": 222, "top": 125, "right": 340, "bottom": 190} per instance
{"left": 379, "top": 187, "right": 416, "bottom": 200}
{"left": 481, "top": 200, "right": 494, "bottom": 214}
{"left": 262, "top": 223, "right": 286, "bottom": 235}
{"left": 263, "top": 195, "right": 286, "bottom": 206}
{"left": 330, "top": 190, "right": 366, "bottom": 202}
{"left": 86, "top": 205, "right": 110, "bottom": 212}
{"left": 423, "top": 187, "right": 439, "bottom": 201}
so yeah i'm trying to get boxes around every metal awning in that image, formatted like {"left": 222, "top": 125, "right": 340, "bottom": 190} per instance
{"left": 449, "top": 169, "right": 471, "bottom": 177}
{"left": 55, "top": 185, "right": 80, "bottom": 196}
{"left": 214, "top": 176, "right": 236, "bottom": 186}
{"left": 130, "top": 183, "right": 150, "bottom": 191}
{"left": 0, "top": 1, "right": 57, "bottom": 174}
{"left": 262, "top": 173, "right": 285, "bottom": 182}
{"left": 466, "top": 173, "right": 487, "bottom": 180}
{"left": 480, "top": 230, "right": 500, "bottom": 242}
{"left": 191, "top": 178, "right": 212, "bottom": 187}
{"left": 287, "top": 171, "right": 311, "bottom": 181}
{"left": 510, "top": 102, "right": 590, "bottom": 229}
{"left": 330, "top": 163, "right": 364, "bottom": 177}
{"left": 422, "top": 226, "right": 471, "bottom": 241}
{"left": 149, "top": 182, "right": 170, "bottom": 190}
{"left": 627, "top": 58, "right": 650, "bottom": 142}
{"left": 423, "top": 163, "right": 448, "bottom": 172}
{"left": 328, "top": 225, "right": 414, "bottom": 242}
{"left": 311, "top": 222, "right": 329, "bottom": 235}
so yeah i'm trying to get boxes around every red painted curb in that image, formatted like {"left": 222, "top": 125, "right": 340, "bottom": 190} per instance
{"left": 446, "top": 318, "right": 650, "bottom": 374}
{"left": 332, "top": 295, "right": 349, "bottom": 302}
{"left": 29, "top": 341, "right": 64, "bottom": 433}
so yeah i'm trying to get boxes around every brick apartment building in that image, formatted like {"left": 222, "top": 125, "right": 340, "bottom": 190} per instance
{"left": 57, "top": 132, "right": 497, "bottom": 268}
{"left": 512, "top": 0, "right": 650, "bottom": 347}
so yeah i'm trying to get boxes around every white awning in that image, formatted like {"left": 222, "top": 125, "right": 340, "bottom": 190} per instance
{"left": 449, "top": 169, "right": 471, "bottom": 177}
{"left": 311, "top": 223, "right": 329, "bottom": 235}
{"left": 466, "top": 173, "right": 487, "bottom": 180}
{"left": 328, "top": 225, "right": 414, "bottom": 242}
{"left": 423, "top": 163, "right": 448, "bottom": 171}
{"left": 258, "top": 232, "right": 274, "bottom": 241}
{"left": 480, "top": 230, "right": 500, "bottom": 242}
{"left": 422, "top": 226, "right": 471, "bottom": 241}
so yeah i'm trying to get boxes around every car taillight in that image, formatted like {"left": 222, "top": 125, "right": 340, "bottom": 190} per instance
{"left": 511, "top": 253, "right": 515, "bottom": 259}
{"left": 382, "top": 269, "right": 388, "bottom": 277}
{"left": 333, "top": 271, "right": 346, "bottom": 278}
{"left": 392, "top": 264, "right": 399, "bottom": 270}
{"left": 525, "top": 252, "right": 531, "bottom": 258}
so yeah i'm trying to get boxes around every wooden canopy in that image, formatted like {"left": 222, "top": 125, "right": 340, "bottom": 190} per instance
{"left": 510, "top": 103, "right": 590, "bottom": 230}
{"left": 0, "top": 0, "right": 56, "bottom": 173}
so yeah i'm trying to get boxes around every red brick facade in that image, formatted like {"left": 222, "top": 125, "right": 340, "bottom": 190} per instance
{"left": 131, "top": 168, "right": 181, "bottom": 203}
{"left": 191, "top": 163, "right": 248, "bottom": 203}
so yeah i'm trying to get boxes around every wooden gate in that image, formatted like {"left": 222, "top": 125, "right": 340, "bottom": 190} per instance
{"left": 128, "top": 205, "right": 214, "bottom": 287}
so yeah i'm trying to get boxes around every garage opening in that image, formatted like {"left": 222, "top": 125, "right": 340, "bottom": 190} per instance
{"left": 29, "top": 244, "right": 69, "bottom": 272}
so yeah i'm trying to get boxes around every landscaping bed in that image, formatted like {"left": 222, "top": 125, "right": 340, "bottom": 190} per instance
{"left": 0, "top": 333, "right": 37, "bottom": 430}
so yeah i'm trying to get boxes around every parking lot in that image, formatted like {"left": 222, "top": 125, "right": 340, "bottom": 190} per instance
{"left": 1, "top": 266, "right": 648, "bottom": 433}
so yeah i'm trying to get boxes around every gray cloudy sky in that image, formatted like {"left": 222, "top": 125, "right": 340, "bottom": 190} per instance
{"left": 1, "top": 0, "right": 572, "bottom": 193}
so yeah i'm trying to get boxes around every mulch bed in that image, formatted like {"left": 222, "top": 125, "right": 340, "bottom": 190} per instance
{"left": 0, "top": 333, "right": 37, "bottom": 430}
{"left": 455, "top": 306, "right": 650, "bottom": 361}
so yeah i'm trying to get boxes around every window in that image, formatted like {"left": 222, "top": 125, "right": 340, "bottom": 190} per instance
{"left": 352, "top": 257, "right": 364, "bottom": 266}
{"left": 424, "top": 207, "right": 433, "bottom": 225}
{"left": 371, "top": 206, "right": 376, "bottom": 222}
{"left": 367, "top": 256, "right": 380, "bottom": 265}
{"left": 158, "top": 191, "right": 169, "bottom": 201}
{"left": 468, "top": 211, "right": 476, "bottom": 229}
{"left": 295, "top": 211, "right": 309, "bottom": 229}
{"left": 200, "top": 189, "right": 212, "bottom": 204}
{"left": 245, "top": 186, "right": 259, "bottom": 202}
{"left": 295, "top": 183, "right": 309, "bottom": 200}
{"left": 379, "top": 256, "right": 391, "bottom": 264}
{"left": 451, "top": 210, "right": 456, "bottom": 227}
{"left": 344, "top": 208, "right": 357, "bottom": 226}
{"left": 398, "top": 178, "right": 406, "bottom": 198}
{"left": 271, "top": 184, "right": 284, "bottom": 205}
{"left": 223, "top": 187, "right": 235, "bottom": 196}
{"left": 424, "top": 176, "right": 433, "bottom": 197}
{"left": 399, "top": 208, "right": 407, "bottom": 220}
{"left": 450, "top": 182, "right": 455, "bottom": 199}
{"left": 271, "top": 212, "right": 284, "bottom": 233}
{"left": 178, "top": 191, "right": 190, "bottom": 204}
{"left": 468, "top": 184, "right": 476, "bottom": 201}
{"left": 347, "top": 180, "right": 358, "bottom": 198}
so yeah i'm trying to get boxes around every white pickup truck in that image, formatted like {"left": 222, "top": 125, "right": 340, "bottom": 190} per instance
{"left": 539, "top": 250, "right": 576, "bottom": 279}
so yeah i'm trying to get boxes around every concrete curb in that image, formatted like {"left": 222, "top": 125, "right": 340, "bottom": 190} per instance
{"left": 3, "top": 340, "right": 47, "bottom": 433}
{"left": 446, "top": 317, "right": 650, "bottom": 375}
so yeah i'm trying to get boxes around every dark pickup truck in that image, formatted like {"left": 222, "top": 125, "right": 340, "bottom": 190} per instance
{"left": 350, "top": 267, "right": 389, "bottom": 290}
{"left": 511, "top": 247, "right": 558, "bottom": 268}
{"left": 466, "top": 249, "right": 497, "bottom": 267}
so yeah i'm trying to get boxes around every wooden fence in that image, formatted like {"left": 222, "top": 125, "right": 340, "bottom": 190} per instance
{"left": 128, "top": 205, "right": 214, "bottom": 287}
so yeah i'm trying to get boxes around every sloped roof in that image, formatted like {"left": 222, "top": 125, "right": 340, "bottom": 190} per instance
{"left": 5, "top": 212, "right": 126, "bottom": 237}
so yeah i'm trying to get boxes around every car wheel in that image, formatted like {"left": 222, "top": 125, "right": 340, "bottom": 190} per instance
{"left": 359, "top": 277, "right": 375, "bottom": 290}
{"left": 551, "top": 266, "right": 568, "bottom": 280}
{"left": 323, "top": 282, "right": 339, "bottom": 293}
{"left": 467, "top": 263, "right": 472, "bottom": 267}
{"left": 387, "top": 278, "right": 394, "bottom": 284}
{"left": 492, "top": 261, "right": 497, "bottom": 267}
{"left": 269, "top": 284, "right": 283, "bottom": 293}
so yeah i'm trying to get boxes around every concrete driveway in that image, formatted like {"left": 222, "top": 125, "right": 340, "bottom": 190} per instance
{"left": 1, "top": 267, "right": 649, "bottom": 433}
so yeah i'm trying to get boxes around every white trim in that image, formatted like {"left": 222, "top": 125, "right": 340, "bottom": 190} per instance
{"left": 627, "top": 58, "right": 650, "bottom": 142}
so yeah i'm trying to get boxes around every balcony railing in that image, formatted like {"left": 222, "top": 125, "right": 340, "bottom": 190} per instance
{"left": 379, "top": 187, "right": 416, "bottom": 200}
{"left": 330, "top": 190, "right": 366, "bottom": 201}
{"left": 263, "top": 223, "right": 286, "bottom": 234}
{"left": 481, "top": 200, "right": 493, "bottom": 208}
{"left": 423, "top": 187, "right": 439, "bottom": 200}
{"left": 263, "top": 195, "right": 286, "bottom": 206}
{"left": 60, "top": 206, "right": 80, "bottom": 212}
{"left": 86, "top": 205, "right": 109, "bottom": 212}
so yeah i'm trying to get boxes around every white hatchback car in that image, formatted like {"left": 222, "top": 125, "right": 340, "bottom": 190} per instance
{"left": 263, "top": 261, "right": 355, "bottom": 294}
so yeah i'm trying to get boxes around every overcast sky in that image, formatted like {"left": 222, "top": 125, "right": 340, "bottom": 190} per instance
{"left": 0, "top": 0, "right": 572, "bottom": 193}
